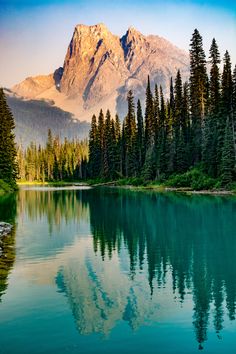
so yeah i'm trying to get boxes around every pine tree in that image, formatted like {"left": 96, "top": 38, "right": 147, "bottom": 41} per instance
{"left": 89, "top": 114, "right": 99, "bottom": 177}
{"left": 114, "top": 114, "right": 122, "bottom": 176}
{"left": 189, "top": 29, "right": 208, "bottom": 164}
{"left": 144, "top": 76, "right": 154, "bottom": 149}
{"left": 221, "top": 118, "right": 235, "bottom": 185}
{"left": 153, "top": 84, "right": 159, "bottom": 138}
{"left": 221, "top": 51, "right": 233, "bottom": 117}
{"left": 157, "top": 86, "right": 168, "bottom": 176}
{"left": 103, "top": 110, "right": 113, "bottom": 178}
{"left": 45, "top": 129, "right": 54, "bottom": 181}
{"left": 97, "top": 109, "right": 105, "bottom": 176}
{"left": 182, "top": 82, "right": 191, "bottom": 167}
{"left": 203, "top": 38, "right": 221, "bottom": 177}
{"left": 0, "top": 88, "right": 18, "bottom": 189}
{"left": 209, "top": 38, "right": 221, "bottom": 114}
{"left": 233, "top": 66, "right": 236, "bottom": 162}
{"left": 167, "top": 77, "right": 175, "bottom": 173}
{"left": 136, "top": 99, "right": 144, "bottom": 174}
{"left": 142, "top": 77, "right": 157, "bottom": 179}
{"left": 174, "top": 70, "right": 187, "bottom": 172}
{"left": 124, "top": 90, "right": 137, "bottom": 177}
{"left": 176, "top": 128, "right": 188, "bottom": 173}
{"left": 218, "top": 51, "right": 233, "bottom": 172}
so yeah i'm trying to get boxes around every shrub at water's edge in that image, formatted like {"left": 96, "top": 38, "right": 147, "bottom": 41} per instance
{"left": 165, "top": 168, "right": 219, "bottom": 191}
{"left": 0, "top": 180, "right": 16, "bottom": 195}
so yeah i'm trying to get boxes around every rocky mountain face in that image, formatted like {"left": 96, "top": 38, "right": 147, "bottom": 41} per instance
{"left": 12, "top": 23, "right": 189, "bottom": 121}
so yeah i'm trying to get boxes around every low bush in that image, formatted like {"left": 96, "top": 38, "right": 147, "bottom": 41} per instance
{"left": 165, "top": 168, "right": 218, "bottom": 191}
{"left": 0, "top": 180, "right": 14, "bottom": 194}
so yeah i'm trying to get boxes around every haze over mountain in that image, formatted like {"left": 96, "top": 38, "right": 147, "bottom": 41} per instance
{"left": 12, "top": 23, "right": 189, "bottom": 122}
{"left": 5, "top": 89, "right": 90, "bottom": 147}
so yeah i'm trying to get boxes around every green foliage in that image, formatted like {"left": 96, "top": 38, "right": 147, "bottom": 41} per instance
{"left": 116, "top": 177, "right": 147, "bottom": 186}
{"left": 189, "top": 29, "right": 208, "bottom": 164}
{"left": 0, "top": 179, "right": 15, "bottom": 194}
{"left": 166, "top": 168, "right": 218, "bottom": 190}
{"left": 221, "top": 119, "right": 235, "bottom": 185}
{"left": 0, "top": 88, "right": 18, "bottom": 189}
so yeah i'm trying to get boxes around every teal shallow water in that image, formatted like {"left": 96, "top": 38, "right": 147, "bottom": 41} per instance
{"left": 0, "top": 187, "right": 236, "bottom": 354}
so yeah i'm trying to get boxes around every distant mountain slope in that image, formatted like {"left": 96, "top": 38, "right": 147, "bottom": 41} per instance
{"left": 12, "top": 23, "right": 189, "bottom": 121}
{"left": 6, "top": 90, "right": 89, "bottom": 147}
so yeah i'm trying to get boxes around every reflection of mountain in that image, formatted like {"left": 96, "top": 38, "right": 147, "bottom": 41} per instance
{"left": 0, "top": 194, "right": 17, "bottom": 302}
{"left": 20, "top": 188, "right": 236, "bottom": 349}
{"left": 56, "top": 244, "right": 162, "bottom": 335}
{"left": 22, "top": 236, "right": 162, "bottom": 335}
{"left": 83, "top": 189, "right": 236, "bottom": 348}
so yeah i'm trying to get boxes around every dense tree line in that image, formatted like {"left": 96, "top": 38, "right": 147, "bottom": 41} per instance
{"left": 88, "top": 29, "right": 236, "bottom": 186}
{"left": 17, "top": 130, "right": 88, "bottom": 182}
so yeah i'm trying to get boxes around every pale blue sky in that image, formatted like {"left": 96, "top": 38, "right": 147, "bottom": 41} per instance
{"left": 0, "top": 0, "right": 235, "bottom": 87}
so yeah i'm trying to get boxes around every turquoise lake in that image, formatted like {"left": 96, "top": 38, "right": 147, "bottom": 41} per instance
{"left": 0, "top": 187, "right": 236, "bottom": 353}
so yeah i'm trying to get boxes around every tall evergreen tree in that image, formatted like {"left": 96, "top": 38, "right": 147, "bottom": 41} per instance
{"left": 218, "top": 51, "right": 234, "bottom": 171}
{"left": 124, "top": 90, "right": 137, "bottom": 177}
{"left": 0, "top": 88, "right": 18, "bottom": 188}
{"left": 137, "top": 99, "right": 145, "bottom": 174}
{"left": 189, "top": 29, "right": 208, "bottom": 164}
{"left": 97, "top": 109, "right": 105, "bottom": 176}
{"left": 203, "top": 38, "right": 221, "bottom": 177}
{"left": 157, "top": 86, "right": 168, "bottom": 176}
{"left": 89, "top": 114, "right": 99, "bottom": 177}
{"left": 233, "top": 66, "right": 236, "bottom": 163}
{"left": 221, "top": 118, "right": 235, "bottom": 185}
{"left": 144, "top": 76, "right": 154, "bottom": 148}
{"left": 114, "top": 114, "right": 122, "bottom": 176}
{"left": 209, "top": 38, "right": 221, "bottom": 114}
{"left": 174, "top": 70, "right": 187, "bottom": 172}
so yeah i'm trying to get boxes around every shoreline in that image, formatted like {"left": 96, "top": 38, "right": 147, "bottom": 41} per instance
{"left": 15, "top": 181, "right": 236, "bottom": 196}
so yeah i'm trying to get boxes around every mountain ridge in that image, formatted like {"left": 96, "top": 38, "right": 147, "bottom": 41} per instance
{"left": 11, "top": 23, "right": 189, "bottom": 121}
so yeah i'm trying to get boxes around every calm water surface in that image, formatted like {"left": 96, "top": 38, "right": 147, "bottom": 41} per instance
{"left": 0, "top": 187, "right": 236, "bottom": 354}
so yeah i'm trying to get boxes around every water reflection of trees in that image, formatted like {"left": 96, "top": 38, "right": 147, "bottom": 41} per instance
{"left": 18, "top": 189, "right": 89, "bottom": 232}
{"left": 19, "top": 187, "right": 236, "bottom": 348}
{"left": 0, "top": 194, "right": 17, "bottom": 302}
{"left": 83, "top": 189, "right": 236, "bottom": 349}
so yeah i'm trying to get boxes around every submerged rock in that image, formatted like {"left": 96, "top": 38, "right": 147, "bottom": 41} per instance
{"left": 0, "top": 222, "right": 13, "bottom": 238}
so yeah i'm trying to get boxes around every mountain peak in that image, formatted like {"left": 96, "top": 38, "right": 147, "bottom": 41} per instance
{"left": 127, "top": 26, "right": 141, "bottom": 35}
{"left": 74, "top": 23, "right": 110, "bottom": 36}
{"left": 12, "top": 23, "right": 189, "bottom": 121}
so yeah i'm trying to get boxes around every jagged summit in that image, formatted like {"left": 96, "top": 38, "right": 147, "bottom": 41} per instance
{"left": 74, "top": 23, "right": 111, "bottom": 37}
{"left": 12, "top": 23, "right": 189, "bottom": 121}
{"left": 126, "top": 26, "right": 142, "bottom": 35}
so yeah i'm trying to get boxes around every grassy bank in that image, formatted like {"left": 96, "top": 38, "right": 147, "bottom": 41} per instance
{"left": 87, "top": 169, "right": 236, "bottom": 195}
